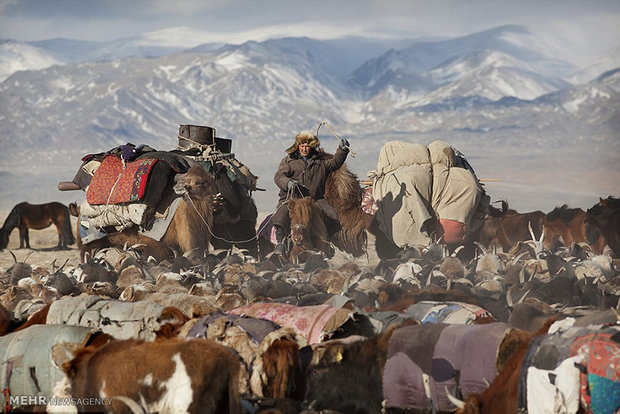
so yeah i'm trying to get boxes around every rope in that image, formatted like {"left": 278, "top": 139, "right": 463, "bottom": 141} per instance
{"left": 184, "top": 176, "right": 322, "bottom": 249}
{"left": 3, "top": 360, "right": 13, "bottom": 413}
{"left": 105, "top": 172, "right": 123, "bottom": 206}
{"left": 316, "top": 121, "right": 356, "bottom": 157}
{"left": 176, "top": 135, "right": 213, "bottom": 152}
{"left": 184, "top": 192, "right": 290, "bottom": 246}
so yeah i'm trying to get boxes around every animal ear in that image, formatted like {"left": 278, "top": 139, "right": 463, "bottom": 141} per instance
{"left": 62, "top": 360, "right": 78, "bottom": 378}
{"left": 54, "top": 342, "right": 89, "bottom": 374}
{"left": 174, "top": 172, "right": 187, "bottom": 183}
{"left": 68, "top": 202, "right": 80, "bottom": 217}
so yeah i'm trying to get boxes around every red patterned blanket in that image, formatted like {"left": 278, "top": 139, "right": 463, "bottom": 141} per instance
{"left": 87, "top": 156, "right": 159, "bottom": 205}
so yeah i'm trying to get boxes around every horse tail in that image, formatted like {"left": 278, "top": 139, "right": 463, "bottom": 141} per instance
{"left": 488, "top": 199, "right": 509, "bottom": 217}
{"left": 61, "top": 205, "right": 75, "bottom": 246}
{"left": 331, "top": 226, "right": 368, "bottom": 257}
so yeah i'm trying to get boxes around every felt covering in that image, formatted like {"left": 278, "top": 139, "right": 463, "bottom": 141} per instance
{"left": 383, "top": 322, "right": 512, "bottom": 411}
{"left": 405, "top": 301, "right": 493, "bottom": 325}
{"left": 229, "top": 303, "right": 354, "bottom": 345}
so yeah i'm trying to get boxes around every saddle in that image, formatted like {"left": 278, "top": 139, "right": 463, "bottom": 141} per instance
{"left": 86, "top": 155, "right": 159, "bottom": 205}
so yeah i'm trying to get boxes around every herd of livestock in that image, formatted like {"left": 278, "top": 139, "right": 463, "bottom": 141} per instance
{"left": 0, "top": 193, "right": 618, "bottom": 413}
{"left": 0, "top": 127, "right": 619, "bottom": 413}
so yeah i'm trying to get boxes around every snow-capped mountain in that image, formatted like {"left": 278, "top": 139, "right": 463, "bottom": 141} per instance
{"left": 350, "top": 26, "right": 574, "bottom": 96}
{"left": 568, "top": 48, "right": 620, "bottom": 84}
{"left": 0, "top": 39, "right": 62, "bottom": 82}
{"left": 0, "top": 27, "right": 227, "bottom": 82}
{"left": 0, "top": 25, "right": 618, "bottom": 214}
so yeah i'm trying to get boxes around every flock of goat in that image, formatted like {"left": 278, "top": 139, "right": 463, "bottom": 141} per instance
{"left": 0, "top": 195, "right": 619, "bottom": 413}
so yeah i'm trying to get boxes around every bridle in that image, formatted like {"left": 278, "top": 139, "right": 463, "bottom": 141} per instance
{"left": 291, "top": 223, "right": 307, "bottom": 247}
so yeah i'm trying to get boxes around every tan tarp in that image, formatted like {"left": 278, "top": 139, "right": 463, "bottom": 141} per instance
{"left": 369, "top": 142, "right": 433, "bottom": 247}
{"left": 369, "top": 140, "right": 485, "bottom": 248}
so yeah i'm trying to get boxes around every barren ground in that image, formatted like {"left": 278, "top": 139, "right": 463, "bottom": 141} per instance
{"left": 0, "top": 212, "right": 81, "bottom": 273}
{"left": 0, "top": 211, "right": 379, "bottom": 272}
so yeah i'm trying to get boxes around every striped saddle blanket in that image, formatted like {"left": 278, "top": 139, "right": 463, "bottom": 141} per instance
{"left": 86, "top": 155, "right": 158, "bottom": 205}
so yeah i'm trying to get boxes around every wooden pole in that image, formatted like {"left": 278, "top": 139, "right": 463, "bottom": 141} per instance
{"left": 360, "top": 179, "right": 501, "bottom": 185}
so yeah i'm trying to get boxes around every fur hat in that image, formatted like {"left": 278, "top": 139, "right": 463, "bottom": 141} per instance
{"left": 285, "top": 130, "right": 320, "bottom": 154}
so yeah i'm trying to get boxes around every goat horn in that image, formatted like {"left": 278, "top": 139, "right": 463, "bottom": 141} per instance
{"left": 511, "top": 251, "right": 528, "bottom": 266}
{"left": 453, "top": 278, "right": 473, "bottom": 286}
{"left": 528, "top": 221, "right": 536, "bottom": 241}
{"left": 425, "top": 270, "right": 433, "bottom": 286}
{"left": 58, "top": 258, "right": 70, "bottom": 272}
{"left": 23, "top": 250, "right": 33, "bottom": 263}
{"left": 519, "top": 266, "right": 526, "bottom": 285}
{"left": 9, "top": 249, "right": 17, "bottom": 263}
{"left": 445, "top": 387, "right": 465, "bottom": 409}
{"left": 473, "top": 241, "right": 488, "bottom": 255}
{"left": 506, "top": 285, "right": 514, "bottom": 307}
{"left": 111, "top": 396, "right": 146, "bottom": 414}
{"left": 519, "top": 288, "right": 532, "bottom": 303}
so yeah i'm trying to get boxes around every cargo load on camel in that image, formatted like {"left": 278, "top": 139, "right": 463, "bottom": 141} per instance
{"left": 59, "top": 124, "right": 260, "bottom": 261}
{"left": 176, "top": 125, "right": 260, "bottom": 256}
{"left": 367, "top": 140, "right": 490, "bottom": 250}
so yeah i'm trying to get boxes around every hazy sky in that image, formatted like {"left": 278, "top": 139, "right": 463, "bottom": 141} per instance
{"left": 1, "top": 0, "right": 619, "bottom": 59}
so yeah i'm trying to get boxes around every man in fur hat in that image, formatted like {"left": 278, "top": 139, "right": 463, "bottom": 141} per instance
{"left": 271, "top": 130, "right": 350, "bottom": 255}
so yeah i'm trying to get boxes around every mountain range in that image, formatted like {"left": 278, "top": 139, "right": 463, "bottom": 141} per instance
{"left": 0, "top": 25, "right": 618, "bottom": 215}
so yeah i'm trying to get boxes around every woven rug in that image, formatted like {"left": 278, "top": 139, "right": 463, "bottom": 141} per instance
{"left": 87, "top": 156, "right": 158, "bottom": 205}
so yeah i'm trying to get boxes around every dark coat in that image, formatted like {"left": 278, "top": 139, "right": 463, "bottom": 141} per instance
{"left": 274, "top": 147, "right": 348, "bottom": 203}
{"left": 271, "top": 147, "right": 348, "bottom": 233}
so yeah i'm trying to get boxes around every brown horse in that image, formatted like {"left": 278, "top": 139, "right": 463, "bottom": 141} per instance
{"left": 257, "top": 160, "right": 374, "bottom": 261}
{"left": 543, "top": 204, "right": 592, "bottom": 250}
{"left": 586, "top": 196, "right": 620, "bottom": 257}
{"left": 479, "top": 207, "right": 546, "bottom": 252}
{"left": 76, "top": 165, "right": 216, "bottom": 262}
{"left": 288, "top": 196, "right": 331, "bottom": 261}
{"left": 0, "top": 202, "right": 75, "bottom": 250}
